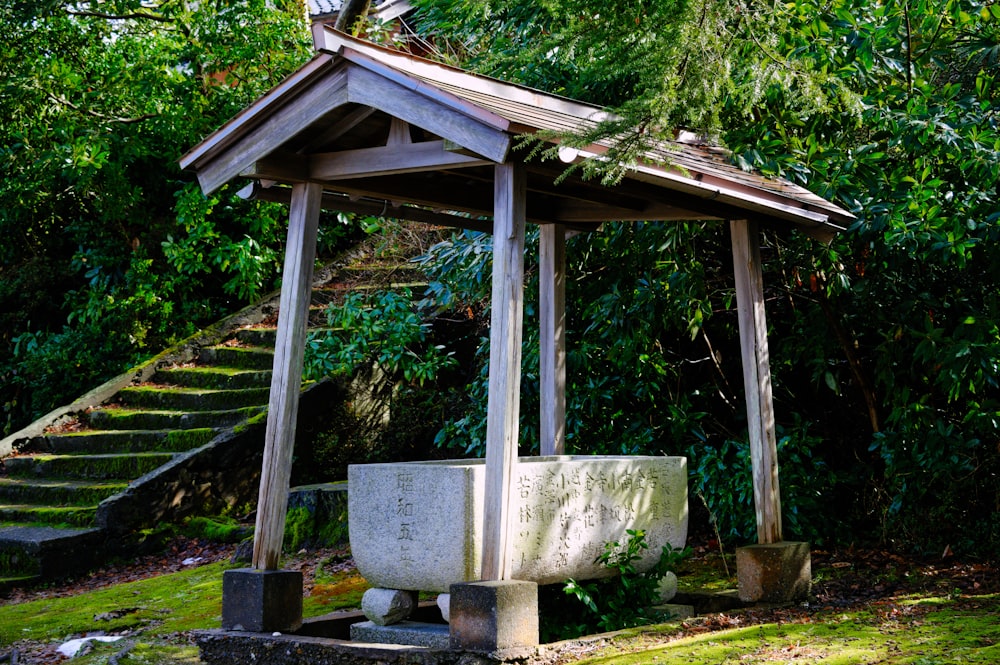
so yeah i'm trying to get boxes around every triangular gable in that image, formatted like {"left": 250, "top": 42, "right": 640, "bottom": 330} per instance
{"left": 180, "top": 29, "right": 854, "bottom": 239}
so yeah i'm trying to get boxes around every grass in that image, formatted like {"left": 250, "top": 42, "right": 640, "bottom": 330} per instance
{"left": 0, "top": 555, "right": 368, "bottom": 664}
{"left": 561, "top": 594, "right": 1000, "bottom": 665}
{"left": 2, "top": 544, "right": 999, "bottom": 665}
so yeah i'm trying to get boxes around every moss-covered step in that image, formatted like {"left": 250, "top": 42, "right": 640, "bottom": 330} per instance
{"left": 22, "top": 428, "right": 221, "bottom": 455}
{"left": 0, "top": 478, "right": 128, "bottom": 506}
{"left": 151, "top": 366, "right": 272, "bottom": 390}
{"left": 118, "top": 385, "right": 271, "bottom": 411}
{"left": 85, "top": 405, "right": 266, "bottom": 430}
{"left": 4, "top": 452, "right": 174, "bottom": 480}
{"left": 235, "top": 327, "right": 276, "bottom": 347}
{"left": 0, "top": 525, "right": 105, "bottom": 579}
{"left": 196, "top": 346, "right": 275, "bottom": 370}
{"left": 0, "top": 503, "right": 97, "bottom": 528}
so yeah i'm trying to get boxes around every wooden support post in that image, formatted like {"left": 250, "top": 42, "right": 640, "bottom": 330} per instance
{"left": 539, "top": 224, "right": 566, "bottom": 456}
{"left": 730, "top": 219, "right": 783, "bottom": 545}
{"left": 481, "top": 163, "right": 527, "bottom": 580}
{"left": 252, "top": 182, "right": 323, "bottom": 570}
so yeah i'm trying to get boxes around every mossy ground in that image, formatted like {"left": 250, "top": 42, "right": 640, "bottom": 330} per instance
{"left": 2, "top": 543, "right": 999, "bottom": 665}
{"left": 559, "top": 594, "right": 1000, "bottom": 664}
{"left": 0, "top": 548, "right": 365, "bottom": 664}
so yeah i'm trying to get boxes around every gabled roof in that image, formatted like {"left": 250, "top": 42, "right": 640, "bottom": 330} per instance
{"left": 180, "top": 28, "right": 854, "bottom": 240}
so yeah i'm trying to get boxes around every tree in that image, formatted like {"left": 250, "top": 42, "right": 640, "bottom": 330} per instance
{"left": 0, "top": 1, "right": 321, "bottom": 434}
{"left": 409, "top": 0, "right": 1000, "bottom": 552}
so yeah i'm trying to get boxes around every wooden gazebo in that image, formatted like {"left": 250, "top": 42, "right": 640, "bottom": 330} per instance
{"left": 180, "top": 27, "right": 854, "bottom": 622}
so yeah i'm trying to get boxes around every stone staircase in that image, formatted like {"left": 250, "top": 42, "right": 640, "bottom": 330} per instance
{"left": 0, "top": 326, "right": 277, "bottom": 589}
{"left": 0, "top": 248, "right": 437, "bottom": 591}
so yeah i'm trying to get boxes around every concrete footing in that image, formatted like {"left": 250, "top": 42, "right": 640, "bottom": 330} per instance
{"left": 449, "top": 580, "right": 539, "bottom": 655}
{"left": 351, "top": 620, "right": 450, "bottom": 648}
{"left": 222, "top": 568, "right": 303, "bottom": 633}
{"left": 736, "top": 541, "right": 811, "bottom": 603}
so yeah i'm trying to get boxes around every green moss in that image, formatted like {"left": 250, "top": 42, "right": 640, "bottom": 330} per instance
{"left": 303, "top": 568, "right": 369, "bottom": 614}
{"left": 0, "top": 560, "right": 234, "bottom": 644}
{"left": 165, "top": 427, "right": 218, "bottom": 451}
{"left": 566, "top": 595, "right": 1000, "bottom": 665}
{"left": 181, "top": 515, "right": 250, "bottom": 543}
{"left": 283, "top": 505, "right": 313, "bottom": 552}
{"left": 0, "top": 548, "right": 39, "bottom": 576}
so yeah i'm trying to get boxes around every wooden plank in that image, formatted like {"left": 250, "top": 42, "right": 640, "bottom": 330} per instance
{"left": 310, "top": 140, "right": 492, "bottom": 180}
{"left": 481, "top": 162, "right": 527, "bottom": 580}
{"left": 180, "top": 54, "right": 339, "bottom": 170}
{"left": 252, "top": 182, "right": 323, "bottom": 570}
{"left": 309, "top": 104, "right": 376, "bottom": 149}
{"left": 240, "top": 182, "right": 494, "bottom": 233}
{"left": 347, "top": 65, "right": 510, "bottom": 164}
{"left": 730, "top": 219, "right": 782, "bottom": 545}
{"left": 387, "top": 117, "right": 412, "bottom": 146}
{"left": 539, "top": 223, "right": 567, "bottom": 456}
{"left": 241, "top": 150, "right": 309, "bottom": 183}
{"left": 196, "top": 70, "right": 349, "bottom": 194}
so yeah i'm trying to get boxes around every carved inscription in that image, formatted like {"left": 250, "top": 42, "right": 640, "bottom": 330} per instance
{"left": 395, "top": 472, "right": 416, "bottom": 568}
{"left": 511, "top": 464, "right": 665, "bottom": 582}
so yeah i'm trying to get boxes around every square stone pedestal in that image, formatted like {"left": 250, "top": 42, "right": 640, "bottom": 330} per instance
{"left": 737, "top": 541, "right": 811, "bottom": 603}
{"left": 449, "top": 580, "right": 538, "bottom": 654}
{"left": 222, "top": 568, "right": 303, "bottom": 633}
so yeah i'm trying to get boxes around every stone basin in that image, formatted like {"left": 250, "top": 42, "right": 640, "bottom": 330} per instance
{"left": 348, "top": 455, "right": 688, "bottom": 593}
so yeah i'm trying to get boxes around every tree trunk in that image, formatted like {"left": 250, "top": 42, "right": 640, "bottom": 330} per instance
{"left": 334, "top": 0, "right": 372, "bottom": 35}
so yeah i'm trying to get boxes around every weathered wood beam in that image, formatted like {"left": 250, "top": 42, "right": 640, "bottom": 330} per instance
{"left": 730, "top": 218, "right": 782, "bottom": 545}
{"left": 196, "top": 70, "right": 348, "bottom": 195}
{"left": 554, "top": 199, "right": 715, "bottom": 223}
{"left": 347, "top": 65, "right": 510, "bottom": 164}
{"left": 239, "top": 181, "right": 493, "bottom": 233}
{"left": 309, "top": 104, "right": 376, "bottom": 149}
{"left": 253, "top": 182, "right": 323, "bottom": 570}
{"left": 387, "top": 117, "right": 412, "bottom": 146}
{"left": 310, "top": 140, "right": 492, "bottom": 180}
{"left": 539, "top": 223, "right": 567, "bottom": 456}
{"left": 481, "top": 163, "right": 527, "bottom": 581}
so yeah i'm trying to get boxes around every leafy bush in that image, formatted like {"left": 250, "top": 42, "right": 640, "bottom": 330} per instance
{"left": 542, "top": 529, "right": 690, "bottom": 640}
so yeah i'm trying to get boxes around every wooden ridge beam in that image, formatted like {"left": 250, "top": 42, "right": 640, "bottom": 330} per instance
{"left": 310, "top": 140, "right": 493, "bottom": 180}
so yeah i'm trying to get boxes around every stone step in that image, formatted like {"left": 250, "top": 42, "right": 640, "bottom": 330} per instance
{"left": 235, "top": 327, "right": 277, "bottom": 347}
{"left": 198, "top": 346, "right": 275, "bottom": 371}
{"left": 22, "top": 428, "right": 221, "bottom": 455}
{"left": 0, "top": 526, "right": 105, "bottom": 578}
{"left": 152, "top": 366, "right": 273, "bottom": 390}
{"left": 0, "top": 478, "right": 128, "bottom": 506}
{"left": 118, "top": 385, "right": 271, "bottom": 411}
{"left": 4, "top": 452, "right": 174, "bottom": 480}
{"left": 86, "top": 405, "right": 266, "bottom": 431}
{"left": 0, "top": 503, "right": 96, "bottom": 528}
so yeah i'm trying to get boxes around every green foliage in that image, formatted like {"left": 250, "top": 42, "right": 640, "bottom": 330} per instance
{"left": 546, "top": 529, "right": 690, "bottom": 640}
{"left": 411, "top": 0, "right": 1000, "bottom": 555}
{"left": 305, "top": 288, "right": 457, "bottom": 386}
{"left": 0, "top": 1, "right": 317, "bottom": 434}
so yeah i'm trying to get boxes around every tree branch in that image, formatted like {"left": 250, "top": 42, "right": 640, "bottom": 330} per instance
{"left": 66, "top": 9, "right": 174, "bottom": 23}
{"left": 44, "top": 90, "right": 158, "bottom": 124}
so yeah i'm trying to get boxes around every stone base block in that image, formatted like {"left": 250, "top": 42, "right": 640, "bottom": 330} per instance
{"left": 650, "top": 603, "right": 696, "bottom": 621}
{"left": 361, "top": 588, "right": 417, "bottom": 625}
{"left": 222, "top": 568, "right": 303, "bottom": 633}
{"left": 350, "top": 620, "right": 450, "bottom": 649}
{"left": 449, "top": 580, "right": 538, "bottom": 653}
{"left": 737, "top": 542, "right": 811, "bottom": 603}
